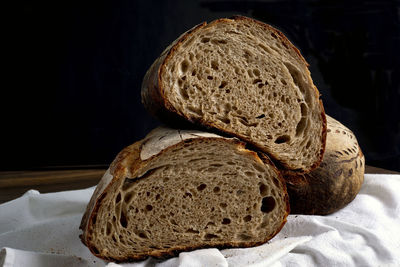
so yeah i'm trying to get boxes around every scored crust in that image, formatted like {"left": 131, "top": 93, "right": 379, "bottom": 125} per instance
{"left": 141, "top": 15, "right": 326, "bottom": 174}
{"left": 284, "top": 115, "right": 365, "bottom": 215}
{"left": 80, "top": 127, "right": 289, "bottom": 261}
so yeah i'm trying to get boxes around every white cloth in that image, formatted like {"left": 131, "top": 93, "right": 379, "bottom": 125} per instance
{"left": 1, "top": 174, "right": 399, "bottom": 267}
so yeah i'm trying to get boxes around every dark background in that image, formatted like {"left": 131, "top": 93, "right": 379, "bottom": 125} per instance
{"left": 3, "top": 0, "right": 400, "bottom": 171}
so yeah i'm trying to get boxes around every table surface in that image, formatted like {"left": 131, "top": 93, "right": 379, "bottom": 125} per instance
{"left": 0, "top": 165, "right": 398, "bottom": 204}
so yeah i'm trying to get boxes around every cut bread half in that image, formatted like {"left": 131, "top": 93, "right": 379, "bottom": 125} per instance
{"left": 285, "top": 115, "right": 365, "bottom": 215}
{"left": 142, "top": 15, "right": 326, "bottom": 174}
{"left": 80, "top": 127, "right": 289, "bottom": 261}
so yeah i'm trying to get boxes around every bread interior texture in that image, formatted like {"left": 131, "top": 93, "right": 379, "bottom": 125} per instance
{"left": 161, "top": 18, "right": 323, "bottom": 171}
{"left": 88, "top": 139, "right": 287, "bottom": 260}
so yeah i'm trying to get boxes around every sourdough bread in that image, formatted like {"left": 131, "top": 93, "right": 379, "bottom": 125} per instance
{"left": 285, "top": 115, "right": 365, "bottom": 215}
{"left": 80, "top": 127, "right": 289, "bottom": 261}
{"left": 142, "top": 15, "right": 326, "bottom": 174}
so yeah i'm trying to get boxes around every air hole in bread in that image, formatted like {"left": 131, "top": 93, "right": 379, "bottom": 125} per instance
{"left": 259, "top": 183, "right": 268, "bottom": 197}
{"left": 261, "top": 196, "right": 276, "bottom": 213}
{"left": 204, "top": 233, "right": 219, "bottom": 239}
{"left": 137, "top": 231, "right": 148, "bottom": 239}
{"left": 145, "top": 205, "right": 153, "bottom": 212}
{"left": 283, "top": 62, "right": 305, "bottom": 93}
{"left": 120, "top": 210, "right": 128, "bottom": 228}
{"left": 306, "top": 140, "right": 312, "bottom": 149}
{"left": 253, "top": 79, "right": 262, "bottom": 84}
{"left": 252, "top": 163, "right": 266, "bottom": 173}
{"left": 213, "top": 186, "right": 220, "bottom": 193}
{"left": 238, "top": 116, "right": 258, "bottom": 127}
{"left": 219, "top": 81, "right": 227, "bottom": 88}
{"left": 186, "top": 228, "right": 200, "bottom": 234}
{"left": 224, "top": 103, "right": 231, "bottom": 113}
{"left": 222, "top": 218, "right": 231, "bottom": 224}
{"left": 275, "top": 135, "right": 290, "bottom": 144}
{"left": 245, "top": 171, "right": 255, "bottom": 177}
{"left": 124, "top": 192, "right": 134, "bottom": 203}
{"left": 300, "top": 103, "right": 308, "bottom": 116}
{"left": 253, "top": 69, "right": 260, "bottom": 76}
{"left": 116, "top": 193, "right": 121, "bottom": 203}
{"left": 256, "top": 114, "right": 265, "bottom": 119}
{"left": 211, "top": 60, "right": 219, "bottom": 70}
{"left": 181, "top": 60, "right": 189, "bottom": 73}
{"left": 179, "top": 84, "right": 189, "bottom": 100}
{"left": 201, "top": 37, "right": 210, "bottom": 43}
{"left": 220, "top": 203, "right": 227, "bottom": 209}
{"left": 295, "top": 117, "right": 307, "bottom": 137}
{"left": 207, "top": 75, "right": 213, "bottom": 80}
{"left": 188, "top": 157, "right": 206, "bottom": 164}
{"left": 197, "top": 184, "right": 207, "bottom": 191}
{"left": 217, "top": 116, "right": 230, "bottom": 124}
{"left": 189, "top": 52, "right": 194, "bottom": 62}
{"left": 243, "top": 215, "right": 252, "bottom": 222}
{"left": 106, "top": 222, "right": 112, "bottom": 236}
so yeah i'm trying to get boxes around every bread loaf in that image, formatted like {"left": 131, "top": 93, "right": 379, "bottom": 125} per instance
{"left": 80, "top": 127, "right": 289, "bottom": 261}
{"left": 142, "top": 15, "right": 326, "bottom": 174}
{"left": 285, "top": 115, "right": 365, "bottom": 215}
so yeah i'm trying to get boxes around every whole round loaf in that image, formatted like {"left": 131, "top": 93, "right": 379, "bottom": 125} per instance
{"left": 141, "top": 15, "right": 326, "bottom": 174}
{"left": 284, "top": 115, "right": 365, "bottom": 215}
{"left": 80, "top": 127, "right": 289, "bottom": 261}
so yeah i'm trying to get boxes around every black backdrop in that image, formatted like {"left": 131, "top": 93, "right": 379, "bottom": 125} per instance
{"left": 3, "top": 0, "right": 400, "bottom": 171}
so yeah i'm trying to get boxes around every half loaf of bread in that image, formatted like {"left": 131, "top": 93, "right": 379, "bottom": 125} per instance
{"left": 285, "top": 115, "right": 365, "bottom": 215}
{"left": 80, "top": 127, "right": 289, "bottom": 261}
{"left": 142, "top": 15, "right": 326, "bottom": 174}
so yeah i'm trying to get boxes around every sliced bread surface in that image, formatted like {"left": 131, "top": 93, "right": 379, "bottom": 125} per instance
{"left": 80, "top": 127, "right": 289, "bottom": 261}
{"left": 142, "top": 16, "right": 326, "bottom": 174}
{"left": 285, "top": 115, "right": 365, "bottom": 215}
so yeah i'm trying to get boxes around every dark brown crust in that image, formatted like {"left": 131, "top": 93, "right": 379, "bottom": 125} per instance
{"left": 141, "top": 16, "right": 327, "bottom": 174}
{"left": 284, "top": 116, "right": 364, "bottom": 215}
{"left": 80, "top": 130, "right": 289, "bottom": 262}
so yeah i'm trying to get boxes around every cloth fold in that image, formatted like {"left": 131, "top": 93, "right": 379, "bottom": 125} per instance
{"left": 1, "top": 174, "right": 399, "bottom": 267}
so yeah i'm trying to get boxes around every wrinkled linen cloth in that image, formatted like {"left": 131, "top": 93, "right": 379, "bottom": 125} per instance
{"left": 1, "top": 174, "right": 399, "bottom": 267}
